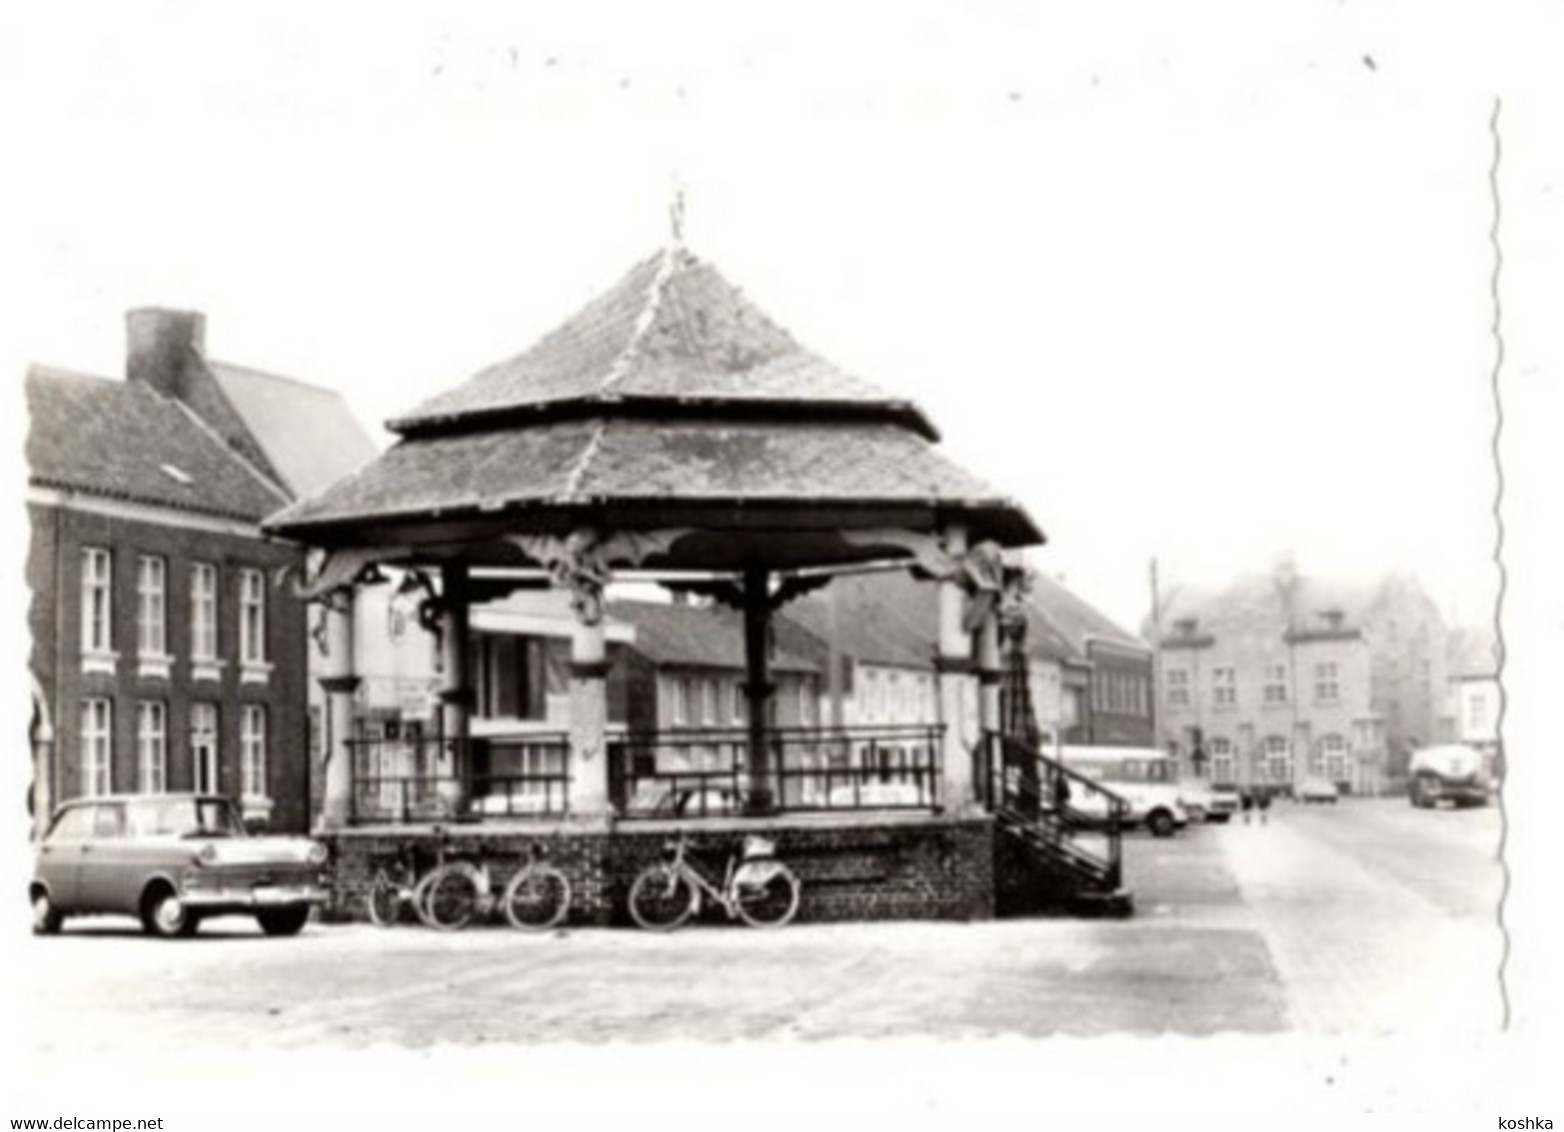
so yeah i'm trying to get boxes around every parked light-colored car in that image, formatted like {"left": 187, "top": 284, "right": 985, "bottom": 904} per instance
{"left": 31, "top": 794, "right": 328, "bottom": 938}
{"left": 1296, "top": 777, "right": 1341, "bottom": 804}
{"left": 1177, "top": 779, "right": 1242, "bottom": 823}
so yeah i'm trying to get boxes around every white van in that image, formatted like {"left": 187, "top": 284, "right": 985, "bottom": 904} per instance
{"left": 1056, "top": 746, "right": 1190, "bottom": 837}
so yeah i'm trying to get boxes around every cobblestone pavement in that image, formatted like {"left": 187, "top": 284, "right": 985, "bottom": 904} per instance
{"left": 11, "top": 798, "right": 1500, "bottom": 1046}
{"left": 1214, "top": 797, "right": 1503, "bottom": 1033}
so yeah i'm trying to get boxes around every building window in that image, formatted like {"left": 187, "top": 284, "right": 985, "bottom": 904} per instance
{"left": 1166, "top": 668, "right": 1190, "bottom": 708}
{"left": 136, "top": 556, "right": 167, "bottom": 655}
{"left": 241, "top": 705, "right": 268, "bottom": 799}
{"left": 1320, "top": 733, "right": 1347, "bottom": 781}
{"left": 81, "top": 698, "right": 113, "bottom": 796}
{"left": 668, "top": 677, "right": 689, "bottom": 727}
{"left": 1314, "top": 661, "right": 1340, "bottom": 704}
{"left": 136, "top": 701, "right": 167, "bottom": 793}
{"left": 190, "top": 562, "right": 220, "bottom": 672}
{"left": 1212, "top": 667, "right": 1237, "bottom": 707}
{"left": 1263, "top": 735, "right": 1291, "bottom": 783}
{"left": 191, "top": 703, "right": 220, "bottom": 794}
{"left": 1469, "top": 691, "right": 1489, "bottom": 734}
{"left": 1208, "top": 737, "right": 1235, "bottom": 785}
{"left": 696, "top": 677, "right": 718, "bottom": 726}
{"left": 471, "top": 635, "right": 548, "bottom": 720}
{"left": 80, "top": 547, "right": 115, "bottom": 671}
{"left": 239, "top": 569, "right": 271, "bottom": 681}
{"left": 1262, "top": 664, "right": 1288, "bottom": 705}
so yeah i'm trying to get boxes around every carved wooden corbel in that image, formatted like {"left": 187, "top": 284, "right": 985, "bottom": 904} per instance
{"left": 510, "top": 528, "right": 690, "bottom": 625}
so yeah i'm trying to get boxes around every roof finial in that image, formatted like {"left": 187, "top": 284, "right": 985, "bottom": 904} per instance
{"left": 668, "top": 179, "right": 686, "bottom": 250}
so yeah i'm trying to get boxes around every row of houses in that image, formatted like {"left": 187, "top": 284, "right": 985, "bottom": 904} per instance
{"left": 25, "top": 307, "right": 1155, "bottom": 834}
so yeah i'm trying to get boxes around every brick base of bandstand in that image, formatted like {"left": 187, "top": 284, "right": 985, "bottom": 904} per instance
{"left": 320, "top": 812, "right": 1004, "bottom": 926}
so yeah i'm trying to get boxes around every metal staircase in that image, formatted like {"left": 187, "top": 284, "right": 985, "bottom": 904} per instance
{"left": 988, "top": 598, "right": 1134, "bottom": 917}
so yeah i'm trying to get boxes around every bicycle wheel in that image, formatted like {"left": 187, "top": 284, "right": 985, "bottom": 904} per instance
{"left": 628, "top": 865, "right": 697, "bottom": 931}
{"left": 424, "top": 866, "right": 481, "bottom": 932}
{"left": 411, "top": 871, "right": 440, "bottom": 928}
{"left": 502, "top": 865, "right": 571, "bottom": 932}
{"left": 366, "top": 872, "right": 403, "bottom": 928}
{"left": 733, "top": 863, "right": 801, "bottom": 928}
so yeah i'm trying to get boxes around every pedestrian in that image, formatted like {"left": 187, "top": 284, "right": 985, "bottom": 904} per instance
{"left": 1241, "top": 793, "right": 1253, "bottom": 824}
{"left": 1257, "top": 789, "right": 1272, "bottom": 825}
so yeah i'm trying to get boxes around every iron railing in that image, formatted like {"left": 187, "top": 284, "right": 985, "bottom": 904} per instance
{"left": 610, "top": 725, "right": 944, "bottom": 819}
{"left": 983, "top": 731, "right": 1127, "bottom": 891}
{"left": 347, "top": 733, "right": 570, "bottom": 824}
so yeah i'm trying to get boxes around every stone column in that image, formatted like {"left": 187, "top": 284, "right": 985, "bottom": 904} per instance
{"left": 568, "top": 607, "right": 612, "bottom": 817}
{"left": 936, "top": 525, "right": 977, "bottom": 813}
{"left": 317, "top": 589, "right": 360, "bottom": 831}
{"left": 437, "top": 564, "right": 472, "bottom": 815}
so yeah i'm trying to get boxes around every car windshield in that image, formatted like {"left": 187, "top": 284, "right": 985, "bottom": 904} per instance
{"left": 125, "top": 797, "right": 246, "bottom": 838}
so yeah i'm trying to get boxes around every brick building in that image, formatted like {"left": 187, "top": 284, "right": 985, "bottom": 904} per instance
{"left": 25, "top": 309, "right": 374, "bottom": 835}
{"left": 1153, "top": 567, "right": 1451, "bottom": 794}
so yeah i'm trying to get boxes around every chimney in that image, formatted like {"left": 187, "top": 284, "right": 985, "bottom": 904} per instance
{"left": 126, "top": 308, "right": 205, "bottom": 400}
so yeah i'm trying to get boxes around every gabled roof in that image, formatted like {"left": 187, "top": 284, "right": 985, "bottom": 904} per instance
{"left": 26, "top": 365, "right": 290, "bottom": 522}
{"left": 1027, "top": 573, "right": 1149, "bottom": 656}
{"left": 1155, "top": 571, "right": 1436, "bottom": 643}
{"left": 780, "top": 569, "right": 1091, "bottom": 671}
{"left": 205, "top": 360, "right": 379, "bottom": 498}
{"left": 392, "top": 248, "right": 934, "bottom": 438}
{"left": 1447, "top": 625, "right": 1499, "bottom": 679}
{"left": 780, "top": 573, "right": 937, "bottom": 671}
{"left": 610, "top": 599, "right": 818, "bottom": 674}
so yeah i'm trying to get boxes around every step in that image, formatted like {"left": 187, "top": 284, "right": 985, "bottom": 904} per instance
{"left": 1067, "top": 888, "right": 1135, "bottom": 919}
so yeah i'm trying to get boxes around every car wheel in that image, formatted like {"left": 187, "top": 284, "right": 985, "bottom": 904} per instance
{"left": 1147, "top": 809, "right": 1176, "bottom": 838}
{"left": 31, "top": 889, "right": 63, "bottom": 935}
{"left": 142, "top": 885, "right": 198, "bottom": 939}
{"left": 256, "top": 906, "right": 311, "bottom": 937}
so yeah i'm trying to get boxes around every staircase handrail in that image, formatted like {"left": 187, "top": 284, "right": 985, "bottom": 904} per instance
{"left": 985, "top": 731, "right": 1127, "bottom": 890}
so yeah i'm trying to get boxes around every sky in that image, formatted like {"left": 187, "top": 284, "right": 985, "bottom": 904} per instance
{"left": 2, "top": 0, "right": 1563, "bottom": 1116}
{"left": 1, "top": 2, "right": 1544, "bottom": 635}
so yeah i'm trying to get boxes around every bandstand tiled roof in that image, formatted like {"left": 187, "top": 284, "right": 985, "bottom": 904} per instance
{"left": 390, "top": 250, "right": 931, "bottom": 434}
{"left": 267, "top": 246, "right": 1043, "bottom": 563}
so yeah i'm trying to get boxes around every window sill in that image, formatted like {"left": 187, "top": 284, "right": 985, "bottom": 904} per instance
{"left": 191, "top": 659, "right": 226, "bottom": 682}
{"left": 137, "top": 653, "right": 174, "bottom": 680}
{"left": 81, "top": 650, "right": 120, "bottom": 676}
{"left": 240, "top": 661, "right": 274, "bottom": 685}
{"left": 240, "top": 794, "right": 274, "bottom": 823}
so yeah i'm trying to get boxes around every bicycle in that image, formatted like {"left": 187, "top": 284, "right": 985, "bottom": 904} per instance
{"left": 627, "top": 834, "right": 801, "bottom": 931}
{"left": 421, "top": 841, "right": 572, "bottom": 932}
{"left": 365, "top": 837, "right": 446, "bottom": 928}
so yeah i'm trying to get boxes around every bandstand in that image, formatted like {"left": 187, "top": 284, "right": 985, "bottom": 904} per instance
{"left": 267, "top": 243, "right": 1128, "bottom": 923}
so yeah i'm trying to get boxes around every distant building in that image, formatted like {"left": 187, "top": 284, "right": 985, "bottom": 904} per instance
{"left": 778, "top": 568, "right": 1153, "bottom": 749}
{"left": 1446, "top": 625, "right": 1501, "bottom": 770}
{"left": 1154, "top": 567, "right": 1453, "bottom": 793}
{"left": 1025, "top": 574, "right": 1155, "bottom": 747}
{"left": 24, "top": 309, "right": 373, "bottom": 834}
